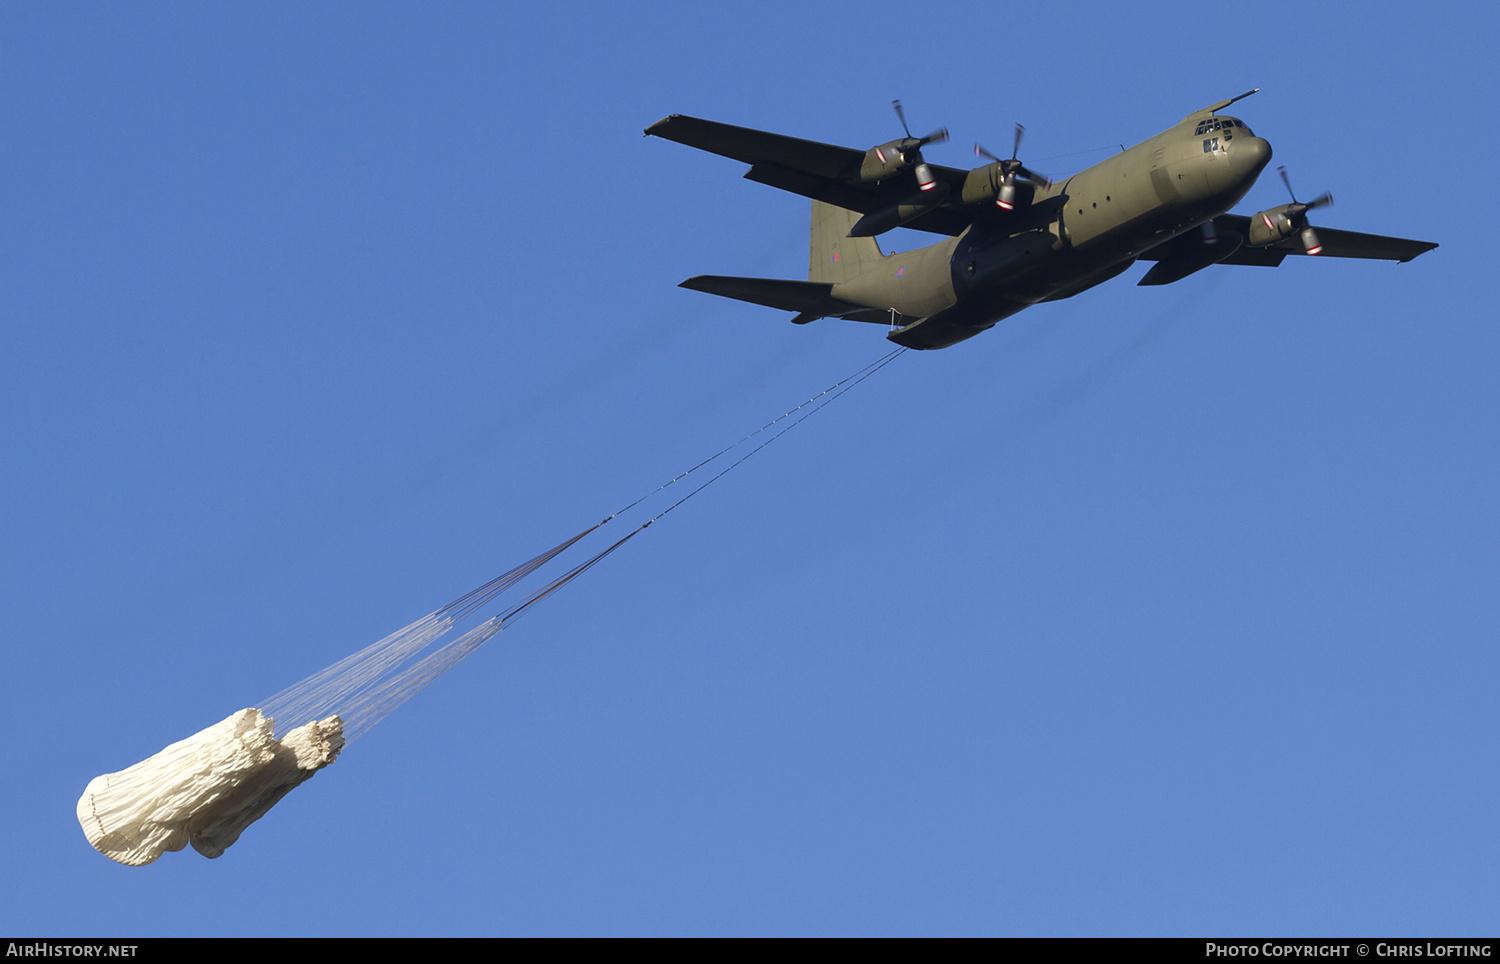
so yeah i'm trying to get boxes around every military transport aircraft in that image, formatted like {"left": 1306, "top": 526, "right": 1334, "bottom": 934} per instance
{"left": 646, "top": 91, "right": 1436, "bottom": 350}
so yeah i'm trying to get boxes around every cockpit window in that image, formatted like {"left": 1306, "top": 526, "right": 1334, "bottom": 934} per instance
{"left": 1200, "top": 117, "right": 1253, "bottom": 137}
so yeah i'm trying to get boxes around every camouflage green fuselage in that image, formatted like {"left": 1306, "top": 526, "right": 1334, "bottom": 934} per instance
{"left": 854, "top": 117, "right": 1272, "bottom": 349}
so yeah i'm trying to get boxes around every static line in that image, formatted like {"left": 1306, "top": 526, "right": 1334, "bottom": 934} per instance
{"left": 496, "top": 346, "right": 908, "bottom": 625}
{"left": 605, "top": 347, "right": 908, "bottom": 522}
{"left": 646, "top": 346, "right": 907, "bottom": 526}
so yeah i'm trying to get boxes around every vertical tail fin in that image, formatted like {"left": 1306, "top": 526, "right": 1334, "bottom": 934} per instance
{"left": 809, "top": 200, "right": 883, "bottom": 284}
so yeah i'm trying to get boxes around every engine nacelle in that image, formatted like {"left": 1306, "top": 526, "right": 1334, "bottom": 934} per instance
{"left": 960, "top": 161, "right": 1006, "bottom": 204}
{"left": 1248, "top": 204, "right": 1300, "bottom": 246}
{"left": 960, "top": 161, "right": 1036, "bottom": 210}
{"left": 860, "top": 138, "right": 922, "bottom": 182}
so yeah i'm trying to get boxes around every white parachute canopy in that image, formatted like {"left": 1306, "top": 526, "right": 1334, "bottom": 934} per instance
{"left": 77, "top": 710, "right": 344, "bottom": 867}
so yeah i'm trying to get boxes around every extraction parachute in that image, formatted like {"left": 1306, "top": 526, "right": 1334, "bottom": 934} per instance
{"left": 77, "top": 348, "right": 906, "bottom": 865}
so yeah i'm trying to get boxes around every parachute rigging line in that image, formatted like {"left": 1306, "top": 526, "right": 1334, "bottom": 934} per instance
{"left": 642, "top": 345, "right": 907, "bottom": 526}
{"left": 266, "top": 344, "right": 907, "bottom": 741}
{"left": 256, "top": 527, "right": 596, "bottom": 740}
{"left": 500, "top": 345, "right": 909, "bottom": 625}
{"left": 604, "top": 346, "right": 908, "bottom": 522}
{"left": 271, "top": 344, "right": 908, "bottom": 738}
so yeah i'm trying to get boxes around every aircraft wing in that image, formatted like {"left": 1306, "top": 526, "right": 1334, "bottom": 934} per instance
{"left": 1172, "top": 214, "right": 1438, "bottom": 266}
{"left": 646, "top": 115, "right": 974, "bottom": 236}
{"left": 1260, "top": 224, "right": 1438, "bottom": 262}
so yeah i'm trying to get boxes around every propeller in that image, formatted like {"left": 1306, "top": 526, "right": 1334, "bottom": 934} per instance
{"left": 891, "top": 100, "right": 948, "bottom": 192}
{"left": 1276, "top": 165, "right": 1333, "bottom": 255}
{"left": 974, "top": 124, "right": 1051, "bottom": 211}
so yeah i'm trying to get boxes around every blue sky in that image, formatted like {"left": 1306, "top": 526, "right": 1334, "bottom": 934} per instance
{"left": 3, "top": 1, "right": 1496, "bottom": 936}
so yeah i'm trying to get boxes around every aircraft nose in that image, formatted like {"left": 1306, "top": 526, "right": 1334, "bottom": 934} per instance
{"left": 1234, "top": 136, "right": 1273, "bottom": 179}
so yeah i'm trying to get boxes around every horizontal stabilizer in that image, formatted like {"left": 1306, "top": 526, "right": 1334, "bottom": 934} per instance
{"left": 680, "top": 275, "right": 868, "bottom": 321}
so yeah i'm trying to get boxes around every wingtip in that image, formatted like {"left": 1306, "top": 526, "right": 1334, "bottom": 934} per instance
{"left": 643, "top": 115, "right": 681, "bottom": 138}
{"left": 1398, "top": 240, "right": 1440, "bottom": 263}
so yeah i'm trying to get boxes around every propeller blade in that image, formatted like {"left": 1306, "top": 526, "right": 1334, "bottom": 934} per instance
{"left": 1301, "top": 226, "right": 1323, "bottom": 255}
{"left": 979, "top": 127, "right": 1048, "bottom": 201}
{"left": 914, "top": 163, "right": 938, "bottom": 192}
{"left": 892, "top": 99, "right": 913, "bottom": 139}
{"left": 1278, "top": 165, "right": 1327, "bottom": 207}
{"left": 1016, "top": 165, "right": 1051, "bottom": 189}
{"left": 1278, "top": 165, "right": 1298, "bottom": 202}
{"left": 922, "top": 127, "right": 949, "bottom": 147}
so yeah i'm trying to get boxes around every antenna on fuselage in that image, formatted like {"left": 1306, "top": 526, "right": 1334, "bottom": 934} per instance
{"left": 1184, "top": 88, "right": 1261, "bottom": 122}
